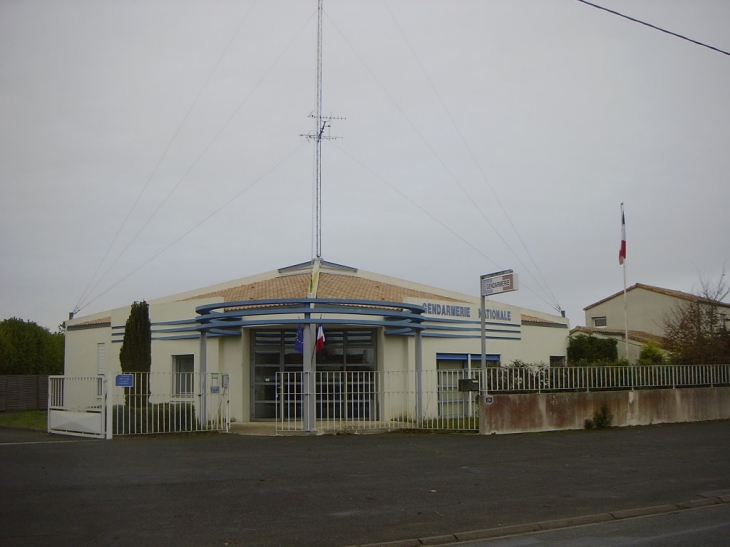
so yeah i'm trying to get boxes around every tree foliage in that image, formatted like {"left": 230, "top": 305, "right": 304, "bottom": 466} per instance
{"left": 119, "top": 301, "right": 151, "bottom": 373}
{"left": 567, "top": 334, "right": 618, "bottom": 365}
{"left": 0, "top": 318, "right": 64, "bottom": 375}
{"left": 637, "top": 341, "right": 665, "bottom": 366}
{"left": 663, "top": 272, "right": 730, "bottom": 365}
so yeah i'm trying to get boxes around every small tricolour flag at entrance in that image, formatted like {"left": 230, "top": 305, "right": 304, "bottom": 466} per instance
{"left": 315, "top": 325, "right": 325, "bottom": 352}
{"left": 619, "top": 204, "right": 627, "bottom": 266}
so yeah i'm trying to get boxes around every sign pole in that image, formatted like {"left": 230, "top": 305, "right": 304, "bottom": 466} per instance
{"left": 480, "top": 269, "right": 519, "bottom": 396}
{"left": 481, "top": 292, "right": 487, "bottom": 395}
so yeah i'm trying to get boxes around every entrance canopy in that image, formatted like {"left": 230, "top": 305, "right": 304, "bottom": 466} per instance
{"left": 194, "top": 298, "right": 427, "bottom": 337}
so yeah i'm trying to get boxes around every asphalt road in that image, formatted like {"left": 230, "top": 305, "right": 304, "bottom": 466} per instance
{"left": 457, "top": 504, "right": 730, "bottom": 547}
{"left": 1, "top": 421, "right": 729, "bottom": 547}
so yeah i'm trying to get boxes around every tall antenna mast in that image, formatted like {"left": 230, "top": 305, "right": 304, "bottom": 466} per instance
{"left": 314, "top": 0, "right": 324, "bottom": 259}
{"left": 302, "top": 0, "right": 343, "bottom": 259}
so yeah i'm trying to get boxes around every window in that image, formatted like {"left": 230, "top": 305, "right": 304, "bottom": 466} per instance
{"left": 173, "top": 355, "right": 194, "bottom": 397}
{"left": 550, "top": 355, "right": 566, "bottom": 366}
{"left": 96, "top": 343, "right": 106, "bottom": 396}
{"left": 593, "top": 316, "right": 607, "bottom": 327}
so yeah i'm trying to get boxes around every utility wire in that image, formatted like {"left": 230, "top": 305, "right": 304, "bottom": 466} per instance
{"left": 79, "top": 143, "right": 306, "bottom": 312}
{"left": 575, "top": 0, "right": 730, "bottom": 57}
{"left": 328, "top": 7, "right": 562, "bottom": 312}
{"left": 332, "top": 143, "right": 558, "bottom": 311}
{"left": 77, "top": 7, "right": 316, "bottom": 313}
{"left": 382, "top": 1, "right": 563, "bottom": 313}
{"left": 74, "top": 1, "right": 260, "bottom": 315}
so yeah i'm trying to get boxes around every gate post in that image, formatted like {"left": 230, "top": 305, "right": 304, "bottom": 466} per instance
{"left": 105, "top": 373, "right": 113, "bottom": 440}
{"left": 415, "top": 330, "right": 422, "bottom": 423}
{"left": 200, "top": 331, "right": 207, "bottom": 427}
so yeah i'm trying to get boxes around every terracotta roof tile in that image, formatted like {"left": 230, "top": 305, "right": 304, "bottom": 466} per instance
{"left": 585, "top": 283, "right": 730, "bottom": 311}
{"left": 67, "top": 316, "right": 112, "bottom": 330}
{"left": 521, "top": 314, "right": 565, "bottom": 326}
{"left": 570, "top": 325, "right": 664, "bottom": 346}
{"left": 182, "top": 272, "right": 464, "bottom": 306}
{"left": 316, "top": 273, "right": 462, "bottom": 302}
{"left": 183, "top": 273, "right": 311, "bottom": 302}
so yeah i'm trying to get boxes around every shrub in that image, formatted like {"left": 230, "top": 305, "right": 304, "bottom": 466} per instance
{"left": 592, "top": 404, "right": 613, "bottom": 429}
{"left": 637, "top": 341, "right": 665, "bottom": 366}
{"left": 112, "top": 403, "right": 197, "bottom": 434}
{"left": 567, "top": 335, "right": 618, "bottom": 364}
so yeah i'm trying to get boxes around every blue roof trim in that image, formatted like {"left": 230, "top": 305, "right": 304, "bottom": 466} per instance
{"left": 195, "top": 298, "right": 427, "bottom": 337}
{"left": 420, "top": 317, "right": 521, "bottom": 328}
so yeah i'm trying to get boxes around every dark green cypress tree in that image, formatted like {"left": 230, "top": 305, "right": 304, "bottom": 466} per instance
{"left": 119, "top": 301, "right": 151, "bottom": 406}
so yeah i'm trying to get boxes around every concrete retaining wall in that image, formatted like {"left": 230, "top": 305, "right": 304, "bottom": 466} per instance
{"left": 479, "top": 387, "right": 730, "bottom": 434}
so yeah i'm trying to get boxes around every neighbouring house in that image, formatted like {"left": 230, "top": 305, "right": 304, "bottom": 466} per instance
{"left": 574, "top": 283, "right": 730, "bottom": 363}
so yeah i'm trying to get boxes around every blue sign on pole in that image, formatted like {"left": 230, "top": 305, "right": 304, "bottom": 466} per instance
{"left": 116, "top": 374, "right": 134, "bottom": 387}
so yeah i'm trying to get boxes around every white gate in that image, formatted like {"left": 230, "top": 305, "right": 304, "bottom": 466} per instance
{"left": 48, "top": 372, "right": 230, "bottom": 438}
{"left": 48, "top": 375, "right": 108, "bottom": 438}
{"left": 276, "top": 370, "right": 481, "bottom": 433}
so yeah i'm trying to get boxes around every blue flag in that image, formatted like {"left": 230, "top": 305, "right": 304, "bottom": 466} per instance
{"left": 294, "top": 324, "right": 304, "bottom": 353}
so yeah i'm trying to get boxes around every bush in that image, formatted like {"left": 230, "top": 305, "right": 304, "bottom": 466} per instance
{"left": 637, "top": 341, "right": 665, "bottom": 366}
{"left": 568, "top": 335, "right": 618, "bottom": 365}
{"left": 592, "top": 404, "right": 613, "bottom": 429}
{"left": 112, "top": 403, "right": 197, "bottom": 434}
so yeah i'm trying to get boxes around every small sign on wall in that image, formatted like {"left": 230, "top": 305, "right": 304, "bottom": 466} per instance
{"left": 115, "top": 374, "right": 134, "bottom": 387}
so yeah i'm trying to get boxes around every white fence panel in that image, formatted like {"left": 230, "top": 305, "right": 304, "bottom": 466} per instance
{"left": 109, "top": 372, "right": 230, "bottom": 436}
{"left": 48, "top": 376, "right": 106, "bottom": 438}
{"left": 48, "top": 372, "right": 230, "bottom": 438}
{"left": 276, "top": 370, "right": 480, "bottom": 433}
{"left": 275, "top": 365, "right": 730, "bottom": 434}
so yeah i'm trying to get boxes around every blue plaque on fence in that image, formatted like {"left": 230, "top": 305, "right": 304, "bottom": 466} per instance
{"left": 116, "top": 374, "right": 134, "bottom": 387}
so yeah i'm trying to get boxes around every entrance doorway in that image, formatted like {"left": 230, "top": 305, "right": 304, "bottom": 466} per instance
{"left": 251, "top": 328, "right": 377, "bottom": 420}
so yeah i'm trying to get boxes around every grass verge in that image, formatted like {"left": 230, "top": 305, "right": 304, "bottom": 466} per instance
{"left": 0, "top": 410, "right": 47, "bottom": 430}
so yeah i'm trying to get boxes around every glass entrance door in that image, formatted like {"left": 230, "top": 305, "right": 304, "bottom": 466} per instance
{"left": 251, "top": 331, "right": 302, "bottom": 419}
{"left": 251, "top": 328, "right": 377, "bottom": 420}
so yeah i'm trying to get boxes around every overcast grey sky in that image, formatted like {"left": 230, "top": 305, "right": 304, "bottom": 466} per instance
{"left": 1, "top": 0, "right": 729, "bottom": 331}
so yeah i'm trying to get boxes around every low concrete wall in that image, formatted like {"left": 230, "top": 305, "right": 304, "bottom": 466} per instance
{"left": 480, "top": 387, "right": 730, "bottom": 434}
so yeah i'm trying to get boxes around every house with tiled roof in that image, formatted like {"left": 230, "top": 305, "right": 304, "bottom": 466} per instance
{"left": 65, "top": 259, "right": 569, "bottom": 425}
{"left": 576, "top": 283, "right": 730, "bottom": 362}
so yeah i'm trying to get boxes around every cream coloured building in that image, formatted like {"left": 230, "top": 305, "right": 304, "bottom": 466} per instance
{"left": 575, "top": 283, "right": 730, "bottom": 363}
{"left": 65, "top": 259, "right": 569, "bottom": 423}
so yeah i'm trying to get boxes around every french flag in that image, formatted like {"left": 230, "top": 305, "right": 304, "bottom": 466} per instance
{"left": 315, "top": 325, "right": 325, "bottom": 352}
{"left": 619, "top": 204, "right": 627, "bottom": 266}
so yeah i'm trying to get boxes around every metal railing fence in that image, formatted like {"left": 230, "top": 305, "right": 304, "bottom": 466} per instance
{"left": 275, "top": 364, "right": 730, "bottom": 433}
{"left": 110, "top": 372, "right": 230, "bottom": 435}
{"left": 484, "top": 364, "right": 730, "bottom": 393}
{"left": 48, "top": 372, "right": 230, "bottom": 438}
{"left": 276, "top": 370, "right": 480, "bottom": 433}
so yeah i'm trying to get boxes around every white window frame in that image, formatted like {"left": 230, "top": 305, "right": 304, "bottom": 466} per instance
{"left": 173, "top": 355, "right": 195, "bottom": 398}
{"left": 593, "top": 316, "right": 607, "bottom": 327}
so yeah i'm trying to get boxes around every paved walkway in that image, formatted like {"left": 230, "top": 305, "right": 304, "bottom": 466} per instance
{"left": 1, "top": 420, "right": 729, "bottom": 546}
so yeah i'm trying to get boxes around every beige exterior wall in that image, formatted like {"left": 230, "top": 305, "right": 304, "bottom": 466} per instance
{"left": 584, "top": 287, "right": 679, "bottom": 336}
{"left": 64, "top": 323, "right": 114, "bottom": 377}
{"left": 521, "top": 324, "right": 569, "bottom": 364}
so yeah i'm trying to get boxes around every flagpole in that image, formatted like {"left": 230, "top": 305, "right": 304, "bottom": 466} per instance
{"left": 620, "top": 203, "right": 629, "bottom": 362}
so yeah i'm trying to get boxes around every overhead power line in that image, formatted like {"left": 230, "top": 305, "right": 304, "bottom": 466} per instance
{"left": 75, "top": 6, "right": 316, "bottom": 315}
{"left": 381, "top": 0, "right": 563, "bottom": 313}
{"left": 74, "top": 1, "right": 261, "bottom": 316}
{"left": 575, "top": 0, "right": 730, "bottom": 57}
